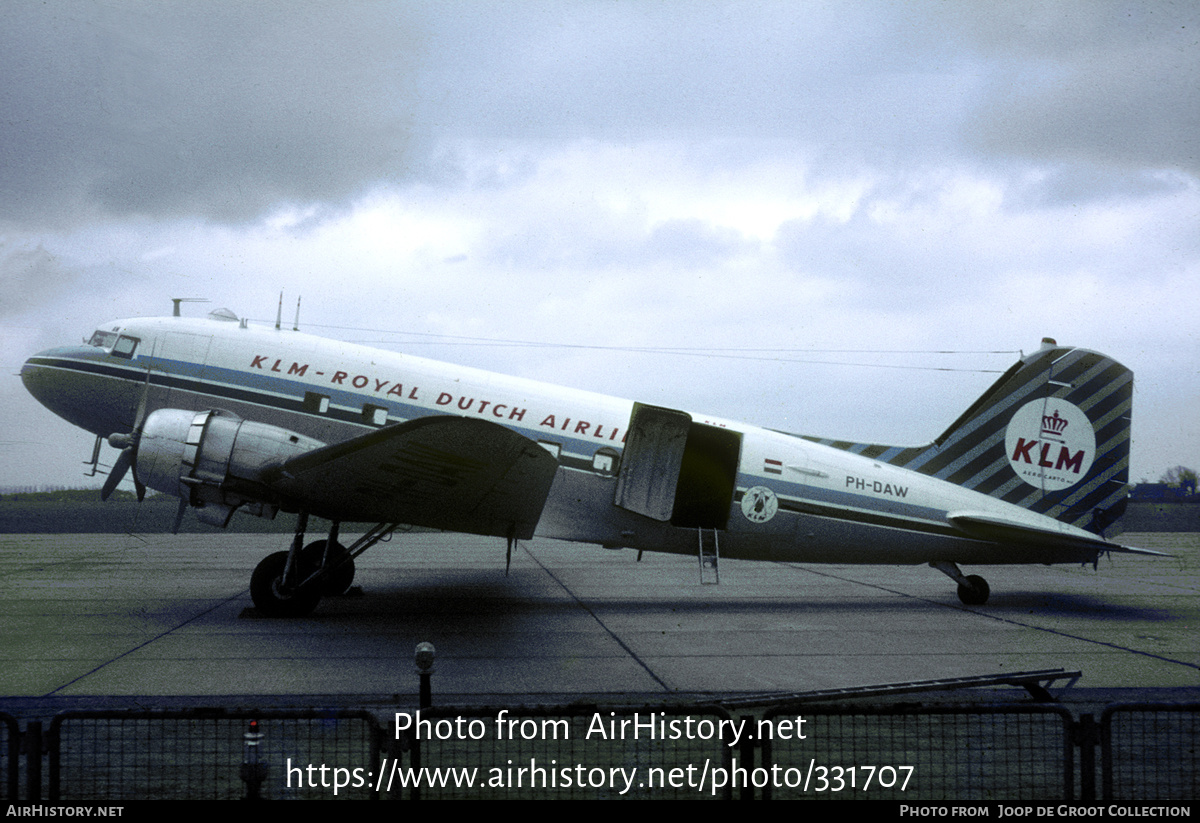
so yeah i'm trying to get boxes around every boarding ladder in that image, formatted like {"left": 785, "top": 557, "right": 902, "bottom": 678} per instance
{"left": 698, "top": 528, "right": 720, "bottom": 585}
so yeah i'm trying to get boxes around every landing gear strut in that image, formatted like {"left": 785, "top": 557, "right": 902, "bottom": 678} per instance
{"left": 251, "top": 511, "right": 323, "bottom": 617}
{"left": 299, "top": 521, "right": 355, "bottom": 596}
{"left": 250, "top": 515, "right": 397, "bottom": 617}
{"left": 930, "top": 561, "right": 991, "bottom": 606}
{"left": 301, "top": 540, "right": 355, "bottom": 596}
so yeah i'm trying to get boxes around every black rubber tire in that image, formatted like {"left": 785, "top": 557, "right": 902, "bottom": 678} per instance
{"left": 301, "top": 541, "right": 356, "bottom": 596}
{"left": 956, "top": 574, "right": 990, "bottom": 606}
{"left": 250, "top": 551, "right": 322, "bottom": 617}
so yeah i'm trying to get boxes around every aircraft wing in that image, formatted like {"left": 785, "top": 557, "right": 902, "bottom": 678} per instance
{"left": 264, "top": 416, "right": 560, "bottom": 539}
{"left": 946, "top": 512, "right": 1169, "bottom": 557}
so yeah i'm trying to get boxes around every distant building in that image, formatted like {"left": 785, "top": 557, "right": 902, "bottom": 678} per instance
{"left": 1130, "top": 481, "right": 1197, "bottom": 501}
{"left": 1126, "top": 482, "right": 1200, "bottom": 532}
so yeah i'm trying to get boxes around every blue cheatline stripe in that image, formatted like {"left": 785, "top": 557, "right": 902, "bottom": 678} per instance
{"left": 30, "top": 354, "right": 631, "bottom": 462}
{"left": 734, "top": 487, "right": 959, "bottom": 539}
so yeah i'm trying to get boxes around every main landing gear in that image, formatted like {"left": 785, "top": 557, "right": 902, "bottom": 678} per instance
{"left": 250, "top": 513, "right": 399, "bottom": 617}
{"left": 930, "top": 561, "right": 991, "bottom": 606}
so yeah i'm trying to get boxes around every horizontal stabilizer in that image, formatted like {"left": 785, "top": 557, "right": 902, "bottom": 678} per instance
{"left": 947, "top": 512, "right": 1169, "bottom": 557}
{"left": 265, "top": 416, "right": 560, "bottom": 539}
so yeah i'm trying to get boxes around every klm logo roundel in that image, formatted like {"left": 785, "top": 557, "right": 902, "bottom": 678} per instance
{"left": 741, "top": 486, "right": 779, "bottom": 523}
{"left": 1004, "top": 399, "right": 1096, "bottom": 491}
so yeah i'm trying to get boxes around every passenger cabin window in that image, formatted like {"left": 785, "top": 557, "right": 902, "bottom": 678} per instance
{"left": 538, "top": 441, "right": 561, "bottom": 460}
{"left": 362, "top": 404, "right": 388, "bottom": 426}
{"left": 111, "top": 336, "right": 139, "bottom": 359}
{"left": 304, "top": 392, "right": 330, "bottom": 414}
{"left": 592, "top": 448, "right": 619, "bottom": 476}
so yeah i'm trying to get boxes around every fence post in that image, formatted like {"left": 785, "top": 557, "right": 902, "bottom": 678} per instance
{"left": 408, "top": 642, "right": 435, "bottom": 801}
{"left": 1074, "top": 713, "right": 1098, "bottom": 801}
{"left": 416, "top": 642, "right": 435, "bottom": 710}
{"left": 23, "top": 721, "right": 42, "bottom": 802}
{"left": 240, "top": 718, "right": 268, "bottom": 800}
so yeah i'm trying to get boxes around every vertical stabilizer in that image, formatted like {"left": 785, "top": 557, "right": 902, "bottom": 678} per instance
{"left": 804, "top": 340, "right": 1132, "bottom": 536}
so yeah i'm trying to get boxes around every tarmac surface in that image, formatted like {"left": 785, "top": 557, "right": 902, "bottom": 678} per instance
{"left": 0, "top": 531, "right": 1197, "bottom": 716}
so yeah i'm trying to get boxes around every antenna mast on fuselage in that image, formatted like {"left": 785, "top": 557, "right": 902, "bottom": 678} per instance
{"left": 171, "top": 297, "right": 209, "bottom": 317}
{"left": 275, "top": 292, "right": 302, "bottom": 331}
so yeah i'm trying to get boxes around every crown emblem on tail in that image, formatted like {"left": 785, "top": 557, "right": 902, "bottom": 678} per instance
{"left": 1041, "top": 410, "right": 1069, "bottom": 438}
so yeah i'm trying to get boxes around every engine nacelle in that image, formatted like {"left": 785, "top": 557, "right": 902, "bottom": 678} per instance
{"left": 136, "top": 409, "right": 326, "bottom": 526}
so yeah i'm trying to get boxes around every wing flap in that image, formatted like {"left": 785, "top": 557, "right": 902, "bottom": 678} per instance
{"left": 947, "top": 512, "right": 1169, "bottom": 556}
{"left": 266, "top": 416, "right": 559, "bottom": 538}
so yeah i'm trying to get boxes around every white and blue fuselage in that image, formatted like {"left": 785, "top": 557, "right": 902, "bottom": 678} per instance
{"left": 22, "top": 313, "right": 1130, "bottom": 583}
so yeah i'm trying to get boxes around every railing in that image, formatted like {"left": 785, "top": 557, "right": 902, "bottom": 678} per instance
{"left": 760, "top": 703, "right": 1075, "bottom": 800}
{"left": 404, "top": 704, "right": 737, "bottom": 799}
{"left": 2, "top": 700, "right": 1194, "bottom": 800}
{"left": 1102, "top": 703, "right": 1199, "bottom": 802}
{"left": 47, "top": 709, "right": 381, "bottom": 801}
{"left": 1, "top": 713, "right": 18, "bottom": 800}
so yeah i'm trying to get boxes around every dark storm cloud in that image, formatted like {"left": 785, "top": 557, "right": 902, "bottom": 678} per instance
{"left": 0, "top": 2, "right": 419, "bottom": 227}
{"left": 0, "top": 2, "right": 993, "bottom": 231}
{"left": 956, "top": 2, "right": 1200, "bottom": 175}
{"left": 1, "top": 1, "right": 1195, "bottom": 231}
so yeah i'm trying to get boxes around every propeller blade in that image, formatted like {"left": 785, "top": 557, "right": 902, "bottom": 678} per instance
{"left": 101, "top": 447, "right": 134, "bottom": 501}
{"left": 133, "top": 369, "right": 151, "bottom": 429}
{"left": 101, "top": 370, "right": 152, "bottom": 504}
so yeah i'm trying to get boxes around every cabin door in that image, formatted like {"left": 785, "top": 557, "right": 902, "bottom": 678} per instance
{"left": 615, "top": 402, "right": 742, "bottom": 529}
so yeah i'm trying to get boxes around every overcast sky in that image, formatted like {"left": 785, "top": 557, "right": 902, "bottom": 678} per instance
{"left": 2, "top": 1, "right": 1197, "bottom": 492}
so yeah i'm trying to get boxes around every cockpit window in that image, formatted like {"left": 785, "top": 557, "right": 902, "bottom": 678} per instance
{"left": 88, "top": 330, "right": 118, "bottom": 349}
{"left": 111, "top": 335, "right": 139, "bottom": 359}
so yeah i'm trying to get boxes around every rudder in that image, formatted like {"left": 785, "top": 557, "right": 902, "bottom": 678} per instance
{"left": 804, "top": 339, "right": 1132, "bottom": 536}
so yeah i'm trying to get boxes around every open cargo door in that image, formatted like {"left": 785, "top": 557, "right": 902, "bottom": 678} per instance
{"left": 615, "top": 402, "right": 742, "bottom": 529}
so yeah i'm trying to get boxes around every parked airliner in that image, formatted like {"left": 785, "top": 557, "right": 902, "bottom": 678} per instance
{"left": 20, "top": 306, "right": 1158, "bottom": 615}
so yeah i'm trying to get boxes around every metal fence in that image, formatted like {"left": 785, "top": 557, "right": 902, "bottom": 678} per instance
{"left": 404, "top": 704, "right": 737, "bottom": 800}
{"left": 1102, "top": 703, "right": 1199, "bottom": 802}
{"left": 0, "top": 700, "right": 1192, "bottom": 800}
{"left": 760, "top": 704, "right": 1074, "bottom": 800}
{"left": 48, "top": 709, "right": 382, "bottom": 801}
{"left": 1, "top": 713, "right": 17, "bottom": 800}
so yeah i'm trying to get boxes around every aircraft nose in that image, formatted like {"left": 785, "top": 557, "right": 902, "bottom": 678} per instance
{"left": 21, "top": 346, "right": 137, "bottom": 437}
{"left": 20, "top": 349, "right": 59, "bottom": 408}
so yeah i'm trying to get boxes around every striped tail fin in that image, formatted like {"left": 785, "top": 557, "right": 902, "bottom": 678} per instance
{"left": 803, "top": 339, "right": 1132, "bottom": 537}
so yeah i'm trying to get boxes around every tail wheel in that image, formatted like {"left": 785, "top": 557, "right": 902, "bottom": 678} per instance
{"left": 957, "top": 574, "right": 990, "bottom": 606}
{"left": 251, "top": 551, "right": 322, "bottom": 617}
{"left": 301, "top": 540, "right": 356, "bottom": 596}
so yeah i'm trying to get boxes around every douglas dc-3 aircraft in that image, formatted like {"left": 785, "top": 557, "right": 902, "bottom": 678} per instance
{"left": 21, "top": 306, "right": 1159, "bottom": 616}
